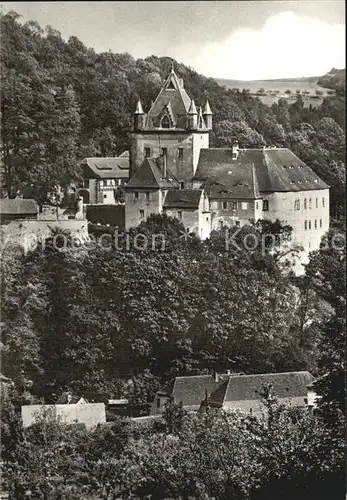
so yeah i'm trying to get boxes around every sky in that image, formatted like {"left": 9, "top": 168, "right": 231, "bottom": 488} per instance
{"left": 1, "top": 1, "right": 345, "bottom": 80}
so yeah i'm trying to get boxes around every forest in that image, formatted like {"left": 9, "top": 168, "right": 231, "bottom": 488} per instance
{"left": 0, "top": 9, "right": 346, "bottom": 500}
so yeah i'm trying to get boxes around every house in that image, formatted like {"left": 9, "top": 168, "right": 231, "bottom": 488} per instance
{"left": 0, "top": 198, "right": 38, "bottom": 223}
{"left": 193, "top": 145, "right": 330, "bottom": 270}
{"left": 150, "top": 373, "right": 230, "bottom": 415}
{"left": 199, "top": 371, "right": 316, "bottom": 416}
{"left": 79, "top": 152, "right": 130, "bottom": 205}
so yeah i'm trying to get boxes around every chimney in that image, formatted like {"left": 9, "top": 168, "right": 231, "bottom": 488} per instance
{"left": 232, "top": 141, "right": 239, "bottom": 160}
{"left": 214, "top": 371, "right": 219, "bottom": 383}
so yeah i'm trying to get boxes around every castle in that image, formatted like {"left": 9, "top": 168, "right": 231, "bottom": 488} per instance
{"left": 123, "top": 67, "right": 329, "bottom": 271}
{"left": 78, "top": 66, "right": 329, "bottom": 273}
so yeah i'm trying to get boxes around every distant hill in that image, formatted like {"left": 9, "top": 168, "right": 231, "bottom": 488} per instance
{"left": 317, "top": 68, "right": 345, "bottom": 94}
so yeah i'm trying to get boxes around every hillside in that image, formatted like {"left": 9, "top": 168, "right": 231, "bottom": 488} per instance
{"left": 317, "top": 68, "right": 345, "bottom": 93}
{"left": 0, "top": 10, "right": 345, "bottom": 218}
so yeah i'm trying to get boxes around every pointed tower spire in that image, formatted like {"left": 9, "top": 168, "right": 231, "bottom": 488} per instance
{"left": 187, "top": 99, "right": 198, "bottom": 130}
{"left": 134, "top": 99, "right": 145, "bottom": 131}
{"left": 135, "top": 99, "right": 144, "bottom": 114}
{"left": 188, "top": 99, "right": 197, "bottom": 115}
{"left": 203, "top": 100, "right": 212, "bottom": 130}
{"left": 171, "top": 60, "right": 175, "bottom": 73}
{"left": 203, "top": 100, "right": 212, "bottom": 115}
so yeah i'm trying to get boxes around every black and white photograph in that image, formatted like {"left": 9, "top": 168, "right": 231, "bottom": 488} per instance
{"left": 0, "top": 1, "right": 345, "bottom": 498}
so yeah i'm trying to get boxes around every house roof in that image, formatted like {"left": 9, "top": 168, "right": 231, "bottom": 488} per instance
{"left": 163, "top": 189, "right": 202, "bottom": 209}
{"left": 194, "top": 148, "right": 329, "bottom": 194}
{"left": 159, "top": 374, "right": 229, "bottom": 409}
{"left": 204, "top": 163, "right": 261, "bottom": 200}
{"left": 56, "top": 392, "right": 86, "bottom": 404}
{"left": 0, "top": 198, "right": 38, "bottom": 215}
{"left": 81, "top": 157, "right": 130, "bottom": 180}
{"left": 125, "top": 158, "right": 180, "bottom": 189}
{"left": 209, "top": 371, "right": 314, "bottom": 406}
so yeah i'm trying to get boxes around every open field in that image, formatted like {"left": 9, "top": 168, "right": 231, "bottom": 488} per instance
{"left": 215, "top": 77, "right": 332, "bottom": 107}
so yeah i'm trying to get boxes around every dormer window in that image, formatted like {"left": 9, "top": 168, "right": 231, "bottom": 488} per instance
{"left": 161, "top": 115, "right": 170, "bottom": 129}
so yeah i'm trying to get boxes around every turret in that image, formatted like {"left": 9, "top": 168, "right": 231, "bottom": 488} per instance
{"left": 203, "top": 100, "right": 213, "bottom": 130}
{"left": 187, "top": 99, "right": 198, "bottom": 130}
{"left": 134, "top": 99, "right": 146, "bottom": 131}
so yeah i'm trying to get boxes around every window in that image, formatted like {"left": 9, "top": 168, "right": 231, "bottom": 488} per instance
{"left": 84, "top": 179, "right": 90, "bottom": 189}
{"left": 308, "top": 198, "right": 312, "bottom": 209}
{"left": 104, "top": 194, "right": 107, "bottom": 199}
{"left": 256, "top": 202, "right": 259, "bottom": 210}
{"left": 322, "top": 197, "right": 325, "bottom": 207}
{"left": 177, "top": 211, "right": 182, "bottom": 220}
{"left": 157, "top": 398, "right": 160, "bottom": 408}
{"left": 304, "top": 220, "right": 307, "bottom": 230}
{"left": 145, "top": 147, "right": 151, "bottom": 158}
{"left": 222, "top": 201, "right": 228, "bottom": 210}
{"left": 304, "top": 199, "right": 307, "bottom": 209}
{"left": 320, "top": 219, "right": 322, "bottom": 228}
{"left": 308, "top": 220, "right": 311, "bottom": 230}
{"left": 219, "top": 221, "right": 223, "bottom": 230}
{"left": 294, "top": 199, "right": 300, "bottom": 210}
{"left": 103, "top": 180, "right": 108, "bottom": 186}
{"left": 146, "top": 192, "right": 150, "bottom": 201}
{"left": 161, "top": 115, "right": 170, "bottom": 129}
{"left": 161, "top": 147, "right": 167, "bottom": 157}
{"left": 139, "top": 210, "right": 144, "bottom": 219}
{"left": 263, "top": 200, "right": 269, "bottom": 211}
{"left": 235, "top": 221, "right": 240, "bottom": 227}
{"left": 314, "top": 219, "right": 317, "bottom": 229}
{"left": 180, "top": 182, "right": 185, "bottom": 190}
{"left": 241, "top": 202, "right": 248, "bottom": 210}
{"left": 134, "top": 191, "right": 139, "bottom": 199}
{"left": 316, "top": 198, "right": 318, "bottom": 208}
{"left": 232, "top": 201, "right": 237, "bottom": 210}
{"left": 178, "top": 148, "right": 183, "bottom": 159}
{"left": 206, "top": 217, "right": 209, "bottom": 222}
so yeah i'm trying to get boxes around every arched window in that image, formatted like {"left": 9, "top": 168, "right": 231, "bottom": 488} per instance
{"left": 161, "top": 115, "right": 170, "bottom": 129}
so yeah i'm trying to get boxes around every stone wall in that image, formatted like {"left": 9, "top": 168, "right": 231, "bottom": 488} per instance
{"left": 21, "top": 403, "right": 106, "bottom": 430}
{"left": 125, "top": 189, "right": 161, "bottom": 231}
{"left": 1, "top": 218, "right": 89, "bottom": 252}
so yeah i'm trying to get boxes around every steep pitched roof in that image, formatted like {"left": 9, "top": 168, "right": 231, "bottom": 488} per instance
{"left": 159, "top": 374, "right": 228, "bottom": 409}
{"left": 163, "top": 189, "right": 202, "bottom": 209}
{"left": 125, "top": 158, "right": 180, "bottom": 189}
{"left": 194, "top": 148, "right": 329, "bottom": 193}
{"left": 145, "top": 70, "right": 192, "bottom": 130}
{"left": 0, "top": 198, "right": 38, "bottom": 215}
{"left": 209, "top": 371, "right": 314, "bottom": 406}
{"left": 81, "top": 157, "right": 129, "bottom": 180}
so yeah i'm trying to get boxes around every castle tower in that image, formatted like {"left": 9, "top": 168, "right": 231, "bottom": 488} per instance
{"left": 129, "top": 68, "right": 212, "bottom": 182}
{"left": 203, "top": 100, "right": 213, "bottom": 130}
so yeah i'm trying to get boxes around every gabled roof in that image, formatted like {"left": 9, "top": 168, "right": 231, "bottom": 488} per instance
{"left": 209, "top": 371, "right": 314, "bottom": 406}
{"left": 81, "top": 157, "right": 129, "bottom": 179}
{"left": 159, "top": 374, "right": 229, "bottom": 409}
{"left": 163, "top": 189, "right": 203, "bottom": 209}
{"left": 125, "top": 158, "right": 180, "bottom": 189}
{"left": 194, "top": 148, "right": 329, "bottom": 193}
{"left": 0, "top": 198, "right": 38, "bottom": 215}
{"left": 145, "top": 70, "right": 193, "bottom": 130}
